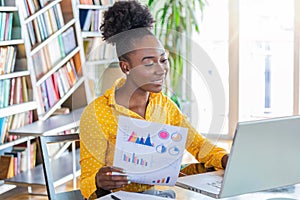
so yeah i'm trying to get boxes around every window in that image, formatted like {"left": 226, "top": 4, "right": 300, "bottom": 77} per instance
{"left": 239, "top": 0, "right": 294, "bottom": 121}
{"left": 190, "top": 0, "right": 297, "bottom": 138}
{"left": 191, "top": 0, "right": 229, "bottom": 135}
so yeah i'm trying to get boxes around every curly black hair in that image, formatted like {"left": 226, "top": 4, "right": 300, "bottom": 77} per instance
{"left": 100, "top": 0, "right": 154, "bottom": 42}
{"left": 100, "top": 0, "right": 155, "bottom": 58}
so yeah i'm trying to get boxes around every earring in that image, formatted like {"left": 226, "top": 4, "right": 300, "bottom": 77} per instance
{"left": 125, "top": 71, "right": 130, "bottom": 75}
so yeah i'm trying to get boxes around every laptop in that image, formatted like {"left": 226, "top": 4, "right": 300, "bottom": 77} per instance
{"left": 176, "top": 116, "right": 300, "bottom": 198}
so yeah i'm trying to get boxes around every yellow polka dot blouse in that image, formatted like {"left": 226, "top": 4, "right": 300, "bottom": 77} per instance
{"left": 79, "top": 78, "right": 228, "bottom": 199}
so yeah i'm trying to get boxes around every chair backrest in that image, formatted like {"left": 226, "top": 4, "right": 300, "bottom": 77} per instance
{"left": 38, "top": 134, "right": 84, "bottom": 200}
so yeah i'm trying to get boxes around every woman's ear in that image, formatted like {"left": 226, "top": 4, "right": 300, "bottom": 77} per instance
{"left": 119, "top": 60, "right": 130, "bottom": 75}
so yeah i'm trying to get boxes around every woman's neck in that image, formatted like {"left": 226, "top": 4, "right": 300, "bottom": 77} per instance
{"left": 115, "top": 81, "right": 150, "bottom": 118}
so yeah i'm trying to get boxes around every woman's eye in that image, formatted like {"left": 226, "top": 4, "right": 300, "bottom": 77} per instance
{"left": 144, "top": 61, "right": 154, "bottom": 66}
{"left": 160, "top": 58, "right": 168, "bottom": 63}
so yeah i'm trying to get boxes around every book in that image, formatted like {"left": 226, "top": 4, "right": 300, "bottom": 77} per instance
{"left": 80, "top": 0, "right": 93, "bottom": 4}
{"left": 53, "top": 3, "right": 64, "bottom": 29}
{"left": 61, "top": 27, "right": 76, "bottom": 55}
{"left": 0, "top": 47, "right": 8, "bottom": 74}
{"left": 27, "top": 21, "right": 37, "bottom": 46}
{"left": 9, "top": 78, "right": 15, "bottom": 105}
{"left": 4, "top": 46, "right": 16, "bottom": 74}
{"left": 45, "top": 77, "right": 58, "bottom": 107}
{"left": 51, "top": 107, "right": 70, "bottom": 116}
{"left": 26, "top": 0, "right": 36, "bottom": 15}
{"left": 11, "top": 148, "right": 27, "bottom": 172}
{"left": 47, "top": 37, "right": 62, "bottom": 66}
{"left": 57, "top": 34, "right": 66, "bottom": 58}
{"left": 21, "top": 76, "right": 28, "bottom": 102}
{"left": 82, "top": 10, "right": 92, "bottom": 31}
{"left": 4, "top": 151, "right": 20, "bottom": 176}
{"left": 13, "top": 77, "right": 22, "bottom": 104}
{"left": 0, "top": 155, "right": 14, "bottom": 179}
{"left": 43, "top": 11, "right": 53, "bottom": 36}
{"left": 20, "top": 0, "right": 30, "bottom": 18}
{"left": 48, "top": 7, "right": 58, "bottom": 32}
{"left": 0, "top": 80, "right": 3, "bottom": 108}
{"left": 0, "top": 12, "right": 5, "bottom": 41}
{"left": 51, "top": 74, "right": 60, "bottom": 100}
{"left": 53, "top": 71, "right": 65, "bottom": 98}
{"left": 40, "top": 81, "right": 49, "bottom": 111}
{"left": 13, "top": 141, "right": 36, "bottom": 169}
{"left": 65, "top": 61, "right": 77, "bottom": 86}
{"left": 3, "top": 79, "right": 10, "bottom": 107}
{"left": 2, "top": 116, "right": 12, "bottom": 143}
{"left": 0, "top": 117, "right": 6, "bottom": 144}
{"left": 79, "top": 9, "right": 89, "bottom": 29}
{"left": 57, "top": 68, "right": 70, "bottom": 94}
{"left": 32, "top": 18, "right": 41, "bottom": 43}
{"left": 4, "top": 12, "right": 13, "bottom": 40}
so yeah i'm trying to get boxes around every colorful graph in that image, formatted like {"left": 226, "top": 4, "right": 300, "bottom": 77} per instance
{"left": 123, "top": 153, "right": 148, "bottom": 167}
{"left": 152, "top": 176, "right": 171, "bottom": 184}
{"left": 127, "top": 132, "right": 154, "bottom": 147}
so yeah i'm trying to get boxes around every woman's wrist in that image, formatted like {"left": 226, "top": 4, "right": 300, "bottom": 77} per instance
{"left": 221, "top": 154, "right": 229, "bottom": 169}
{"left": 95, "top": 187, "right": 111, "bottom": 197}
{"left": 95, "top": 170, "right": 111, "bottom": 197}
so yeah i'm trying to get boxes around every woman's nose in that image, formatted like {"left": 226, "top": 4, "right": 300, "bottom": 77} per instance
{"left": 156, "top": 62, "right": 169, "bottom": 75}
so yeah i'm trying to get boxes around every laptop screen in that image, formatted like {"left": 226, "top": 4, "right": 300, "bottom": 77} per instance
{"left": 221, "top": 116, "right": 300, "bottom": 197}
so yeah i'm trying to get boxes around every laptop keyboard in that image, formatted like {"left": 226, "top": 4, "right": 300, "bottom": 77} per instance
{"left": 207, "top": 180, "right": 222, "bottom": 189}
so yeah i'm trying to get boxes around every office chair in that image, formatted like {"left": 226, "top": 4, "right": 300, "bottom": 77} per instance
{"left": 38, "top": 134, "right": 84, "bottom": 200}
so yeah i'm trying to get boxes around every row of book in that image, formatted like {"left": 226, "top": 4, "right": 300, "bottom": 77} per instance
{"left": 0, "top": 0, "right": 13, "bottom": 6}
{"left": 21, "top": 0, "right": 52, "bottom": 17}
{"left": 0, "top": 46, "right": 16, "bottom": 75}
{"left": 38, "top": 59, "right": 79, "bottom": 112}
{"left": 26, "top": 3, "right": 64, "bottom": 46}
{"left": 0, "top": 76, "right": 32, "bottom": 108}
{"left": 0, "top": 141, "right": 36, "bottom": 179}
{"left": 0, "top": 110, "right": 33, "bottom": 145}
{"left": 80, "top": 0, "right": 114, "bottom": 5}
{"left": 33, "top": 26, "right": 77, "bottom": 79}
{"left": 84, "top": 37, "right": 116, "bottom": 61}
{"left": 0, "top": 12, "right": 13, "bottom": 41}
{"left": 79, "top": 9, "right": 103, "bottom": 32}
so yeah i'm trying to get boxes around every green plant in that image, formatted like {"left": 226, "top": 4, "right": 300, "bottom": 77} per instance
{"left": 148, "top": 0, "right": 206, "bottom": 106}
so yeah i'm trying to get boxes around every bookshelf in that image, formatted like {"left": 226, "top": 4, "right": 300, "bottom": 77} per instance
{"left": 74, "top": 0, "right": 118, "bottom": 99}
{"left": 19, "top": 0, "right": 88, "bottom": 120}
{"left": 0, "top": 0, "right": 37, "bottom": 185}
{"left": 0, "top": 0, "right": 88, "bottom": 188}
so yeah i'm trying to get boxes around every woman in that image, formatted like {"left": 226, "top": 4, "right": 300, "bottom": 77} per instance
{"left": 79, "top": 1, "right": 228, "bottom": 199}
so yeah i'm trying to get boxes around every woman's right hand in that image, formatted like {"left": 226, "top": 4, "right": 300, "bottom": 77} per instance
{"left": 95, "top": 166, "right": 130, "bottom": 191}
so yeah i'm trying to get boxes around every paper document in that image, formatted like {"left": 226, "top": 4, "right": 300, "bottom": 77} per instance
{"left": 96, "top": 191, "right": 171, "bottom": 200}
{"left": 113, "top": 116, "right": 188, "bottom": 186}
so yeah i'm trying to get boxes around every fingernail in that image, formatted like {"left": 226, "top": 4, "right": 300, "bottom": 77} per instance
{"left": 127, "top": 181, "right": 131, "bottom": 184}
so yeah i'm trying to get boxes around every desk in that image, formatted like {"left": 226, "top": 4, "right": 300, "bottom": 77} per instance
{"left": 8, "top": 107, "right": 84, "bottom": 137}
{"left": 99, "top": 184, "right": 300, "bottom": 200}
{"left": 5, "top": 107, "right": 84, "bottom": 190}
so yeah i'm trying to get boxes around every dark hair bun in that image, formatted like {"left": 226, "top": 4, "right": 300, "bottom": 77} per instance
{"left": 100, "top": 0, "right": 154, "bottom": 44}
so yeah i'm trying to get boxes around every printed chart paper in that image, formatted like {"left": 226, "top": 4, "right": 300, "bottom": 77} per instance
{"left": 113, "top": 116, "right": 188, "bottom": 186}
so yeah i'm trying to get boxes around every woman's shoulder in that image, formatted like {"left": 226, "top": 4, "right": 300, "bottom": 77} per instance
{"left": 82, "top": 96, "right": 109, "bottom": 115}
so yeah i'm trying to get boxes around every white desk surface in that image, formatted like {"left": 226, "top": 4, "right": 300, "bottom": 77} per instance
{"left": 164, "top": 184, "right": 300, "bottom": 200}
{"left": 98, "top": 184, "right": 300, "bottom": 200}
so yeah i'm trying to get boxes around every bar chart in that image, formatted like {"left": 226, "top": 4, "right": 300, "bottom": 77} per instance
{"left": 122, "top": 152, "right": 149, "bottom": 167}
